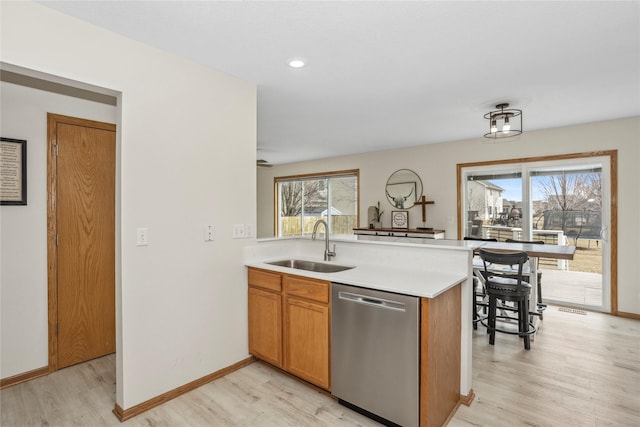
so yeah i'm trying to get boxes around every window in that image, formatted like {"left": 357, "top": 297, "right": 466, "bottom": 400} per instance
{"left": 275, "top": 170, "right": 359, "bottom": 237}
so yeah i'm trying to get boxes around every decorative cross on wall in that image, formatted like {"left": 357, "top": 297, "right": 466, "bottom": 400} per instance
{"left": 413, "top": 195, "right": 435, "bottom": 223}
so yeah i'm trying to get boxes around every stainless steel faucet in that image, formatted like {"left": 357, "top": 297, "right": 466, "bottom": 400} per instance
{"left": 312, "top": 219, "right": 336, "bottom": 261}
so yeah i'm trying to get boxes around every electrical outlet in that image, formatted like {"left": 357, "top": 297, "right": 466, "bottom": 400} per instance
{"left": 204, "top": 225, "right": 214, "bottom": 242}
{"left": 232, "top": 224, "right": 245, "bottom": 238}
{"left": 245, "top": 223, "right": 253, "bottom": 238}
{"left": 136, "top": 227, "right": 149, "bottom": 246}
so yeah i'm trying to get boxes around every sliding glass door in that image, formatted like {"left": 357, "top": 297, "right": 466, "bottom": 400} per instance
{"left": 528, "top": 161, "right": 609, "bottom": 310}
{"left": 460, "top": 154, "right": 613, "bottom": 312}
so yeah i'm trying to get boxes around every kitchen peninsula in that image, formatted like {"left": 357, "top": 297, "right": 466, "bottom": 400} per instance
{"left": 244, "top": 237, "right": 474, "bottom": 427}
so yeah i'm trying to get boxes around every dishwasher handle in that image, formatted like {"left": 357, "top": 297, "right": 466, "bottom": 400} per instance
{"left": 338, "top": 291, "right": 407, "bottom": 312}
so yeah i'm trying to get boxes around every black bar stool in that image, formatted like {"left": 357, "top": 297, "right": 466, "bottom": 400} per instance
{"left": 479, "top": 249, "right": 536, "bottom": 350}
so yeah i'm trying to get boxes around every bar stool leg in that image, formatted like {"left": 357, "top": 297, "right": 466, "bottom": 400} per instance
{"left": 488, "top": 295, "right": 497, "bottom": 345}
{"left": 473, "top": 278, "right": 478, "bottom": 330}
{"left": 537, "top": 272, "right": 545, "bottom": 320}
{"left": 523, "top": 298, "right": 531, "bottom": 350}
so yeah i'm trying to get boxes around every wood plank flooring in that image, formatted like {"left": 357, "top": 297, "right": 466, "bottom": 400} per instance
{"left": 451, "top": 305, "right": 640, "bottom": 426}
{"left": 2, "top": 305, "right": 638, "bottom": 426}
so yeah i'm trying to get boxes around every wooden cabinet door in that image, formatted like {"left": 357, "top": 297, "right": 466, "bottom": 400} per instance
{"left": 284, "top": 296, "right": 330, "bottom": 389}
{"left": 248, "top": 287, "right": 282, "bottom": 368}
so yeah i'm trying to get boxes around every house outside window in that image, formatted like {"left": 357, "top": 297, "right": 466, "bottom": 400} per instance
{"left": 275, "top": 170, "right": 359, "bottom": 237}
{"left": 467, "top": 179, "right": 505, "bottom": 222}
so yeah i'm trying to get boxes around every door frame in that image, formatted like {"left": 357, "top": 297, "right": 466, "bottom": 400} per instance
{"left": 46, "top": 113, "right": 117, "bottom": 372}
{"left": 456, "top": 150, "right": 618, "bottom": 314}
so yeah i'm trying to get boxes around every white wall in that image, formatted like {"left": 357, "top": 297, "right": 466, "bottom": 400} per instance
{"left": 0, "top": 82, "right": 117, "bottom": 378}
{"left": 258, "top": 117, "right": 640, "bottom": 315}
{"left": 2, "top": 1, "right": 256, "bottom": 410}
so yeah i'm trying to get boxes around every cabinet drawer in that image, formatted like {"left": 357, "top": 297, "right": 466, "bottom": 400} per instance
{"left": 248, "top": 268, "right": 282, "bottom": 292}
{"left": 284, "top": 275, "right": 330, "bottom": 303}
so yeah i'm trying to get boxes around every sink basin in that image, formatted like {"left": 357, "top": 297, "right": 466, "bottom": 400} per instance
{"left": 266, "top": 259, "right": 354, "bottom": 273}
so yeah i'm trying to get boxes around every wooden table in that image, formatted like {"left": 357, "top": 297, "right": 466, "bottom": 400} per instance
{"left": 462, "top": 240, "right": 575, "bottom": 261}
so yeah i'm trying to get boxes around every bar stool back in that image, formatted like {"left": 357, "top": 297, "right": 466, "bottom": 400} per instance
{"left": 505, "top": 238, "right": 546, "bottom": 318}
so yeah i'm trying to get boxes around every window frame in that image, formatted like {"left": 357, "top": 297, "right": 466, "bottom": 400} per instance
{"left": 273, "top": 169, "right": 360, "bottom": 238}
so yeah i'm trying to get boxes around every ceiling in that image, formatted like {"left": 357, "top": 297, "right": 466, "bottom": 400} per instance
{"left": 39, "top": 1, "right": 640, "bottom": 165}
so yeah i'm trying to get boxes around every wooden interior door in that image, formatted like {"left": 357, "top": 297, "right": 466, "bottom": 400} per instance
{"left": 48, "top": 114, "right": 116, "bottom": 370}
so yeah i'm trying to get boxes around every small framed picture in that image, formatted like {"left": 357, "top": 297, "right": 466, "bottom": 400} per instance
{"left": 1, "top": 137, "right": 27, "bottom": 205}
{"left": 391, "top": 211, "right": 408, "bottom": 229}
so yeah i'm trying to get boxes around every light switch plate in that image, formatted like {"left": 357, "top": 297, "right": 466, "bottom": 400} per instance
{"left": 232, "top": 224, "right": 245, "bottom": 238}
{"left": 244, "top": 223, "right": 253, "bottom": 238}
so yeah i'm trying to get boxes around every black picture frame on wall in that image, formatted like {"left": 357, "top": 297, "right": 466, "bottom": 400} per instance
{"left": 1, "top": 137, "right": 27, "bottom": 205}
{"left": 391, "top": 211, "right": 409, "bottom": 229}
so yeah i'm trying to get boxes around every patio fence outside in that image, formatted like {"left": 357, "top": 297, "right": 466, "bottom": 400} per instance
{"left": 280, "top": 215, "right": 358, "bottom": 237}
{"left": 480, "top": 223, "right": 602, "bottom": 274}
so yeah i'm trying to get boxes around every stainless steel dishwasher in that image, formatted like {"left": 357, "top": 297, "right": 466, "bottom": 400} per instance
{"left": 331, "top": 282, "right": 420, "bottom": 427}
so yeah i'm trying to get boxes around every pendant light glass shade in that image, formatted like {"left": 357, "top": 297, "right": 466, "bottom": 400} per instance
{"left": 484, "top": 103, "right": 522, "bottom": 139}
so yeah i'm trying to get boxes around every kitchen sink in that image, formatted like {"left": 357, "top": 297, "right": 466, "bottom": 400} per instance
{"left": 266, "top": 259, "right": 354, "bottom": 273}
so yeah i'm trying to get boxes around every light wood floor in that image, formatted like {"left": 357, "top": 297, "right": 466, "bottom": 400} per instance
{"left": 2, "top": 305, "right": 638, "bottom": 426}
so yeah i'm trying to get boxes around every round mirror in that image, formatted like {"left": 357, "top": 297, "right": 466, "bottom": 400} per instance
{"left": 385, "top": 169, "right": 423, "bottom": 209}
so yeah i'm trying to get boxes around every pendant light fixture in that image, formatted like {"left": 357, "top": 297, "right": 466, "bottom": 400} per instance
{"left": 484, "top": 103, "right": 522, "bottom": 139}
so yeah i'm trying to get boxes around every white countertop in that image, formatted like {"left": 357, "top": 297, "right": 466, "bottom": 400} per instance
{"left": 244, "top": 238, "right": 470, "bottom": 298}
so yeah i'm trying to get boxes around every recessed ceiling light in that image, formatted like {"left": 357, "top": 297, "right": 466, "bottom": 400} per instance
{"left": 288, "top": 58, "right": 306, "bottom": 68}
